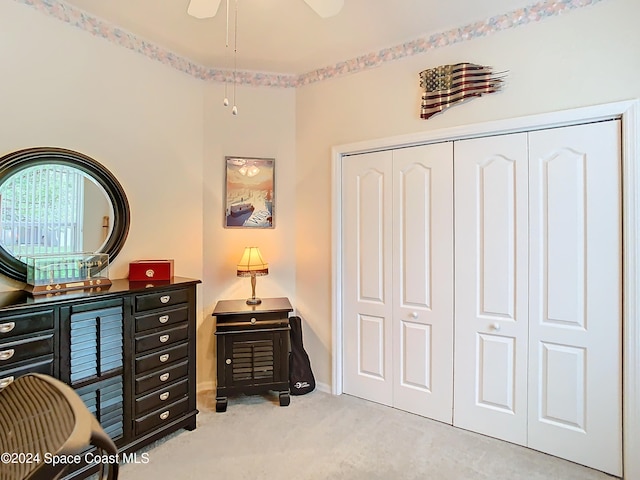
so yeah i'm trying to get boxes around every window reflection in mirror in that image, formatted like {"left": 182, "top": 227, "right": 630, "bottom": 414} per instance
{"left": 0, "top": 164, "right": 113, "bottom": 257}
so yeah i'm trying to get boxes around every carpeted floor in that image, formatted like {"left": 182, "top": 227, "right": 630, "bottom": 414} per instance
{"left": 120, "top": 390, "right": 617, "bottom": 480}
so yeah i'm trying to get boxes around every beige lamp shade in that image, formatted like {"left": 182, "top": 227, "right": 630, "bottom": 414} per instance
{"left": 236, "top": 247, "right": 269, "bottom": 277}
{"left": 237, "top": 247, "right": 268, "bottom": 305}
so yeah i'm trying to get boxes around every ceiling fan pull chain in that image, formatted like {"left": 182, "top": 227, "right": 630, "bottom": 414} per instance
{"left": 225, "top": 0, "right": 230, "bottom": 47}
{"left": 232, "top": 0, "right": 238, "bottom": 115}
{"left": 223, "top": 0, "right": 230, "bottom": 107}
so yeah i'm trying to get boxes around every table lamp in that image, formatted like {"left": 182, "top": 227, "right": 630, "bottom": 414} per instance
{"left": 237, "top": 247, "right": 269, "bottom": 305}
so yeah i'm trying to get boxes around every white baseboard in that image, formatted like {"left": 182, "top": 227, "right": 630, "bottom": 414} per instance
{"left": 315, "top": 381, "right": 331, "bottom": 394}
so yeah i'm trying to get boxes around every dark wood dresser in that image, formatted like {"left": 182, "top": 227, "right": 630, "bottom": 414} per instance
{"left": 212, "top": 297, "right": 292, "bottom": 412}
{"left": 0, "top": 277, "right": 200, "bottom": 479}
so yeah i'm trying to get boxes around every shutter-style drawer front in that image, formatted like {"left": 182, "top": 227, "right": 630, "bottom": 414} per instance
{"left": 135, "top": 360, "right": 189, "bottom": 395}
{"left": 135, "top": 306, "right": 189, "bottom": 333}
{"left": 0, "top": 334, "right": 54, "bottom": 367}
{"left": 0, "top": 309, "right": 54, "bottom": 340}
{"left": 0, "top": 356, "right": 55, "bottom": 390}
{"left": 135, "top": 342, "right": 189, "bottom": 375}
{"left": 135, "top": 289, "right": 190, "bottom": 313}
{"left": 135, "top": 323, "right": 188, "bottom": 354}
{"left": 134, "top": 397, "right": 189, "bottom": 437}
{"left": 134, "top": 379, "right": 189, "bottom": 417}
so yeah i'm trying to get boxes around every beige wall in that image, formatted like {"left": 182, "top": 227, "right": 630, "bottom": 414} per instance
{"left": 0, "top": 1, "right": 297, "bottom": 392}
{"left": 1, "top": 0, "right": 639, "bottom": 393}
{"left": 200, "top": 83, "right": 296, "bottom": 390}
{"left": 0, "top": 0, "right": 205, "bottom": 285}
{"left": 295, "top": 0, "right": 640, "bottom": 388}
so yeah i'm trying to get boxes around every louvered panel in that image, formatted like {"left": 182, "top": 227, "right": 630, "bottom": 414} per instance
{"left": 100, "top": 311, "right": 123, "bottom": 375}
{"left": 232, "top": 340, "right": 274, "bottom": 382}
{"left": 77, "top": 376, "right": 124, "bottom": 441}
{"left": 70, "top": 306, "right": 123, "bottom": 383}
{"left": 70, "top": 315, "right": 97, "bottom": 382}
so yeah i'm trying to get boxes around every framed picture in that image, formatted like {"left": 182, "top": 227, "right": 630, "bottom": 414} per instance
{"left": 224, "top": 156, "right": 275, "bottom": 228}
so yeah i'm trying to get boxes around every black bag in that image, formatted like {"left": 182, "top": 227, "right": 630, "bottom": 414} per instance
{"left": 288, "top": 316, "right": 315, "bottom": 395}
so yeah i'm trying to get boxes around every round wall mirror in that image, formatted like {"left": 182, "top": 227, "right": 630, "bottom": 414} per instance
{"left": 0, "top": 147, "right": 130, "bottom": 282}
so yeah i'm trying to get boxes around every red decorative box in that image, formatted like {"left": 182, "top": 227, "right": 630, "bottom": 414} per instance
{"left": 129, "top": 260, "right": 174, "bottom": 281}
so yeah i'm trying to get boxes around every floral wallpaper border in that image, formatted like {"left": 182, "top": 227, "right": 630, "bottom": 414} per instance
{"left": 16, "top": 0, "right": 604, "bottom": 88}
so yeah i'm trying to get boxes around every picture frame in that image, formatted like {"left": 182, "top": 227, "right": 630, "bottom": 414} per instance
{"left": 224, "top": 156, "right": 275, "bottom": 228}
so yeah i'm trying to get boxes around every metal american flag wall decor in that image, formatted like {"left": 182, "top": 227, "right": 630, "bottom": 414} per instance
{"left": 419, "top": 63, "right": 506, "bottom": 119}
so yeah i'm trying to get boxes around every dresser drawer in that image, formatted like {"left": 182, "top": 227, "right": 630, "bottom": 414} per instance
{"left": 135, "top": 342, "right": 189, "bottom": 375}
{"left": 135, "top": 360, "right": 189, "bottom": 395}
{"left": 0, "top": 334, "right": 54, "bottom": 368}
{"left": 134, "top": 379, "right": 189, "bottom": 417}
{"left": 135, "top": 306, "right": 189, "bottom": 333}
{"left": 0, "top": 355, "right": 55, "bottom": 390}
{"left": 0, "top": 309, "right": 54, "bottom": 340}
{"left": 135, "top": 289, "right": 190, "bottom": 313}
{"left": 135, "top": 324, "right": 188, "bottom": 354}
{"left": 134, "top": 397, "right": 189, "bottom": 437}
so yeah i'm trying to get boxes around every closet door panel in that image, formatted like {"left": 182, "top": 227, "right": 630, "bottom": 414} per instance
{"left": 453, "top": 133, "right": 529, "bottom": 445}
{"left": 343, "top": 151, "right": 394, "bottom": 405}
{"left": 392, "top": 143, "right": 453, "bottom": 423}
{"left": 528, "top": 121, "right": 622, "bottom": 476}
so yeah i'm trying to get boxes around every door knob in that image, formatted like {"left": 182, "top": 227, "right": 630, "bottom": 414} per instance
{"left": 409, "top": 312, "right": 418, "bottom": 319}
{"left": 492, "top": 322, "right": 501, "bottom": 331}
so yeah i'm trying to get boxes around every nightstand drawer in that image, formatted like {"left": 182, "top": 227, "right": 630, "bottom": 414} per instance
{"left": 135, "top": 342, "right": 189, "bottom": 375}
{"left": 135, "top": 289, "right": 190, "bottom": 313}
{"left": 216, "top": 311, "right": 288, "bottom": 326}
{"left": 135, "top": 360, "right": 189, "bottom": 395}
{"left": 134, "top": 379, "right": 189, "bottom": 417}
{"left": 136, "top": 306, "right": 189, "bottom": 333}
{"left": 135, "top": 323, "right": 188, "bottom": 354}
{"left": 0, "top": 310, "right": 54, "bottom": 340}
{"left": 134, "top": 397, "right": 189, "bottom": 437}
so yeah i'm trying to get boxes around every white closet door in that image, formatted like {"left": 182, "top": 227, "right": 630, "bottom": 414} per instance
{"left": 343, "top": 150, "right": 394, "bottom": 405}
{"left": 528, "top": 121, "right": 622, "bottom": 476}
{"left": 392, "top": 143, "right": 454, "bottom": 423}
{"left": 454, "top": 133, "right": 530, "bottom": 445}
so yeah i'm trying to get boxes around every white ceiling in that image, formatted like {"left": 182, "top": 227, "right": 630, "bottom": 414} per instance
{"left": 59, "top": 0, "right": 539, "bottom": 75}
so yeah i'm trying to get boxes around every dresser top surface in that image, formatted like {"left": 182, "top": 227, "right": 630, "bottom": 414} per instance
{"left": 212, "top": 297, "right": 292, "bottom": 317}
{"left": 0, "top": 276, "right": 200, "bottom": 310}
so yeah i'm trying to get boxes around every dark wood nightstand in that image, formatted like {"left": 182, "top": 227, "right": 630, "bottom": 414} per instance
{"left": 212, "top": 297, "right": 293, "bottom": 412}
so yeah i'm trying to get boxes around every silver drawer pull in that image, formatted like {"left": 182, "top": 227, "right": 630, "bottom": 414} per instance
{"left": 160, "top": 353, "right": 170, "bottom": 363}
{"left": 0, "top": 349, "right": 15, "bottom": 361}
{"left": 0, "top": 376, "right": 14, "bottom": 389}
{"left": 160, "top": 392, "right": 170, "bottom": 401}
{"left": 158, "top": 315, "right": 169, "bottom": 324}
{"left": 160, "top": 295, "right": 171, "bottom": 304}
{"left": 250, "top": 317, "right": 257, "bottom": 325}
{"left": 159, "top": 334, "right": 170, "bottom": 343}
{"left": 0, "top": 322, "right": 15, "bottom": 334}
{"left": 159, "top": 411, "right": 170, "bottom": 420}
{"left": 160, "top": 372, "right": 170, "bottom": 382}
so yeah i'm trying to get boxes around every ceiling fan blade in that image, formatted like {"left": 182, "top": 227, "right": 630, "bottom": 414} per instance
{"left": 303, "top": 0, "right": 344, "bottom": 18}
{"left": 187, "top": 0, "right": 222, "bottom": 19}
